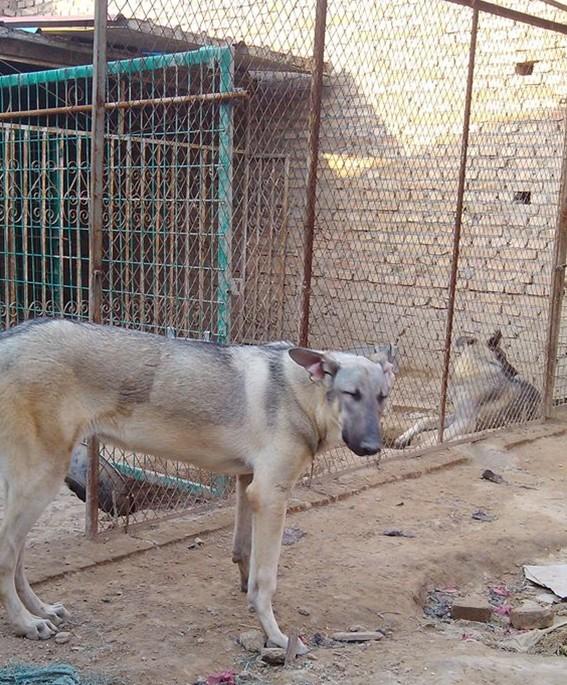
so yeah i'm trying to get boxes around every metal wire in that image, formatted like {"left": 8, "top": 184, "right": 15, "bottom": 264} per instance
{"left": 0, "top": 0, "right": 566, "bottom": 530}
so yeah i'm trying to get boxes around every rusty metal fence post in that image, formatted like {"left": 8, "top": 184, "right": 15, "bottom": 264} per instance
{"left": 299, "top": 0, "right": 328, "bottom": 348}
{"left": 438, "top": 4, "right": 480, "bottom": 443}
{"left": 86, "top": 0, "right": 108, "bottom": 539}
{"left": 543, "top": 109, "right": 567, "bottom": 418}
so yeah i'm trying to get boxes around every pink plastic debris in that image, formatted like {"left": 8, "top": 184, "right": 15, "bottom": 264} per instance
{"left": 493, "top": 604, "right": 511, "bottom": 616}
{"left": 490, "top": 585, "right": 511, "bottom": 597}
{"left": 206, "top": 671, "right": 237, "bottom": 685}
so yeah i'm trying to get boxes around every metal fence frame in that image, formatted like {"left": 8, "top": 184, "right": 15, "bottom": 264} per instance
{"left": 0, "top": 0, "right": 566, "bottom": 536}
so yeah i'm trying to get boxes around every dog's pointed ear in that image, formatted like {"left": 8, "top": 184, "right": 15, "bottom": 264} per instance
{"left": 369, "top": 343, "right": 399, "bottom": 375}
{"left": 288, "top": 348, "right": 339, "bottom": 381}
{"left": 487, "top": 329, "right": 502, "bottom": 349}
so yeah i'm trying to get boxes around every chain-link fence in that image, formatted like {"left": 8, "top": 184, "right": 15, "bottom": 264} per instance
{"left": 0, "top": 0, "right": 566, "bottom": 533}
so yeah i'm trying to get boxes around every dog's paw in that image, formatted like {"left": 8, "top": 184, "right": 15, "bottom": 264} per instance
{"left": 41, "top": 603, "right": 71, "bottom": 626}
{"left": 295, "top": 637, "right": 309, "bottom": 655}
{"left": 393, "top": 436, "right": 411, "bottom": 449}
{"left": 267, "top": 635, "right": 309, "bottom": 656}
{"left": 17, "top": 617, "right": 58, "bottom": 640}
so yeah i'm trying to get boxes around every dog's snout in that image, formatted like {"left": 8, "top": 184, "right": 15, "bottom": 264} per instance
{"left": 358, "top": 439, "right": 382, "bottom": 456}
{"left": 342, "top": 429, "right": 383, "bottom": 457}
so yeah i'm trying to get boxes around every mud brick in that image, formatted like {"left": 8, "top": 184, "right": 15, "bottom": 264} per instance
{"left": 451, "top": 596, "right": 492, "bottom": 623}
{"left": 510, "top": 602, "right": 554, "bottom": 630}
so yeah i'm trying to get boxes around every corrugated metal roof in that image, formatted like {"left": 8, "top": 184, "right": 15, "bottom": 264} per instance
{"left": 0, "top": 14, "right": 326, "bottom": 74}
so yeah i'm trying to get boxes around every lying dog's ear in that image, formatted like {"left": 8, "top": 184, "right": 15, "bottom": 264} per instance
{"left": 487, "top": 329, "right": 502, "bottom": 349}
{"left": 288, "top": 348, "right": 339, "bottom": 381}
{"left": 369, "top": 343, "right": 399, "bottom": 375}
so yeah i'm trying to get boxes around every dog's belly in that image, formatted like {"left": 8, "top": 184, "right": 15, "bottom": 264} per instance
{"left": 96, "top": 418, "right": 254, "bottom": 476}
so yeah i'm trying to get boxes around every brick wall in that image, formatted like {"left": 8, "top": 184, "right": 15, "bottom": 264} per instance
{"left": 244, "top": 1, "right": 566, "bottom": 386}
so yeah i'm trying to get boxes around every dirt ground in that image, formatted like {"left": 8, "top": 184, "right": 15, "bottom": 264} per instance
{"left": 2, "top": 421, "right": 567, "bottom": 684}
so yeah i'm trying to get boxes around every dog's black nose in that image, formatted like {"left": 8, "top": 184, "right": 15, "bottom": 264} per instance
{"left": 357, "top": 440, "right": 382, "bottom": 456}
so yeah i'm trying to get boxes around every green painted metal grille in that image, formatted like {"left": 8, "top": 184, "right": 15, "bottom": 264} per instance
{"left": 0, "top": 46, "right": 234, "bottom": 342}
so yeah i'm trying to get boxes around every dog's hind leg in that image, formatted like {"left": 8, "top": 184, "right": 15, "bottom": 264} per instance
{"left": 246, "top": 458, "right": 308, "bottom": 655}
{"left": 0, "top": 454, "right": 67, "bottom": 639}
{"left": 15, "top": 547, "right": 70, "bottom": 626}
{"left": 232, "top": 473, "right": 253, "bottom": 593}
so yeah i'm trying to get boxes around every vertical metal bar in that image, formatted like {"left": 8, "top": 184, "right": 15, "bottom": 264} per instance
{"left": 253, "top": 159, "right": 262, "bottom": 340}
{"left": 265, "top": 159, "right": 276, "bottom": 341}
{"left": 57, "top": 137, "right": 65, "bottom": 315}
{"left": 108, "top": 136, "right": 115, "bottom": 323}
{"left": 216, "top": 46, "right": 234, "bottom": 343}
{"left": 438, "top": 5, "right": 479, "bottom": 443}
{"left": 41, "top": 131, "right": 47, "bottom": 312}
{"left": 168, "top": 150, "right": 175, "bottom": 329}
{"left": 154, "top": 143, "right": 162, "bottom": 328}
{"left": 2, "top": 130, "right": 8, "bottom": 326}
{"left": 140, "top": 140, "right": 147, "bottom": 327}
{"left": 543, "top": 109, "right": 567, "bottom": 417}
{"left": 23, "top": 129, "right": 29, "bottom": 318}
{"left": 277, "top": 157, "right": 291, "bottom": 338}
{"left": 124, "top": 137, "right": 132, "bottom": 324}
{"left": 86, "top": 0, "right": 107, "bottom": 540}
{"left": 299, "top": 0, "right": 328, "bottom": 348}
{"left": 198, "top": 149, "right": 208, "bottom": 334}
{"left": 75, "top": 136, "right": 83, "bottom": 318}
{"left": 6, "top": 129, "right": 16, "bottom": 327}
{"left": 238, "top": 99, "right": 252, "bottom": 340}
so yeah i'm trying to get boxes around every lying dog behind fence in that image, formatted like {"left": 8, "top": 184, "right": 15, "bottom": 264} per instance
{"left": 394, "top": 329, "right": 541, "bottom": 449}
{"left": 0, "top": 318, "right": 396, "bottom": 652}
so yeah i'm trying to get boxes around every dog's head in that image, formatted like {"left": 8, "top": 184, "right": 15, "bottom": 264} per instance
{"left": 454, "top": 329, "right": 518, "bottom": 379}
{"left": 288, "top": 344, "right": 397, "bottom": 457}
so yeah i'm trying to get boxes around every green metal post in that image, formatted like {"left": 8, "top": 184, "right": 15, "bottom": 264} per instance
{"left": 216, "top": 47, "right": 234, "bottom": 343}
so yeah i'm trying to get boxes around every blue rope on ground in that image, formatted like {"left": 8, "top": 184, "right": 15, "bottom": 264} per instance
{"left": 0, "top": 664, "right": 82, "bottom": 685}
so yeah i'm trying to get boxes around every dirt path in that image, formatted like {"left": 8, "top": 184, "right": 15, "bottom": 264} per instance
{"left": 1, "top": 423, "right": 567, "bottom": 683}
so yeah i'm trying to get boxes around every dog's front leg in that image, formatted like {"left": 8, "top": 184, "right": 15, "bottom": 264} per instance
{"left": 232, "top": 473, "right": 253, "bottom": 593}
{"left": 245, "top": 468, "right": 308, "bottom": 655}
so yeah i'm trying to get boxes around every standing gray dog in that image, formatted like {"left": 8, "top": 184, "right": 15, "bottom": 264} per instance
{"left": 0, "top": 318, "right": 396, "bottom": 652}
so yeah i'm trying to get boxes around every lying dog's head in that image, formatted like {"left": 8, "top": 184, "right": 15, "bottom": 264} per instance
{"left": 454, "top": 329, "right": 518, "bottom": 379}
{"left": 288, "top": 344, "right": 397, "bottom": 457}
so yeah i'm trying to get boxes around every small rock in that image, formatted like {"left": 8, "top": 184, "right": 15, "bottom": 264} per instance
{"left": 471, "top": 509, "right": 495, "bottom": 523}
{"left": 331, "top": 631, "right": 384, "bottom": 642}
{"left": 101, "top": 597, "right": 112, "bottom": 603}
{"left": 188, "top": 537, "right": 204, "bottom": 550}
{"left": 282, "top": 528, "right": 306, "bottom": 546}
{"left": 451, "top": 596, "right": 492, "bottom": 623}
{"left": 261, "top": 647, "right": 286, "bottom": 665}
{"left": 481, "top": 469, "right": 504, "bottom": 484}
{"left": 383, "top": 529, "right": 415, "bottom": 538}
{"left": 298, "top": 607, "right": 311, "bottom": 616}
{"left": 347, "top": 624, "right": 367, "bottom": 632}
{"left": 510, "top": 601, "right": 554, "bottom": 630}
{"left": 311, "top": 632, "right": 335, "bottom": 648}
{"left": 238, "top": 629, "right": 265, "bottom": 653}
{"left": 55, "top": 631, "right": 72, "bottom": 645}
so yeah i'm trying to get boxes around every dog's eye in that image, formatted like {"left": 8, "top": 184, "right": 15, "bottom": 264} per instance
{"left": 343, "top": 390, "right": 361, "bottom": 401}
{"left": 377, "top": 393, "right": 386, "bottom": 402}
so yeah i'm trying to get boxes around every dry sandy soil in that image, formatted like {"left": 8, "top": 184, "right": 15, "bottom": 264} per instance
{"left": 1, "top": 420, "right": 567, "bottom": 684}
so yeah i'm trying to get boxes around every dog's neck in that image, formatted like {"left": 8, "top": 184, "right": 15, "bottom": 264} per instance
{"left": 284, "top": 359, "right": 342, "bottom": 456}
